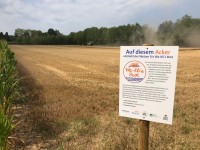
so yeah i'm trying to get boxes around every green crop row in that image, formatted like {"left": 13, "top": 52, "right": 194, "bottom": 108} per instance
{"left": 0, "top": 40, "right": 20, "bottom": 149}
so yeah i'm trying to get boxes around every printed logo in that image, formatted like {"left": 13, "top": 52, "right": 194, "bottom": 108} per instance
{"left": 122, "top": 110, "right": 130, "bottom": 113}
{"left": 123, "top": 60, "right": 146, "bottom": 83}
{"left": 163, "top": 115, "right": 168, "bottom": 120}
{"left": 142, "top": 111, "right": 148, "bottom": 119}
{"left": 132, "top": 111, "right": 140, "bottom": 115}
{"left": 149, "top": 113, "right": 159, "bottom": 118}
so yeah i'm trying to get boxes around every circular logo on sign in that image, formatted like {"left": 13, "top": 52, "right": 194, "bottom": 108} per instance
{"left": 123, "top": 61, "right": 146, "bottom": 83}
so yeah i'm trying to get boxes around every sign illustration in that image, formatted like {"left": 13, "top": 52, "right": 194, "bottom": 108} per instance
{"left": 123, "top": 60, "right": 146, "bottom": 83}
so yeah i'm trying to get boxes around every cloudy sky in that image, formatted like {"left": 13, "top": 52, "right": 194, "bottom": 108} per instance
{"left": 0, "top": 0, "right": 200, "bottom": 35}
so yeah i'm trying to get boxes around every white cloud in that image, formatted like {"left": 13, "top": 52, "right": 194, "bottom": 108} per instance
{"left": 0, "top": 0, "right": 199, "bottom": 35}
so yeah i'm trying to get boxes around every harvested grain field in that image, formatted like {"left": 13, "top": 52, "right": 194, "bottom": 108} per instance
{"left": 11, "top": 45, "right": 200, "bottom": 149}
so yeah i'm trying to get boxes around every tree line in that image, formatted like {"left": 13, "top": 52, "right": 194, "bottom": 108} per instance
{"left": 1, "top": 15, "right": 200, "bottom": 46}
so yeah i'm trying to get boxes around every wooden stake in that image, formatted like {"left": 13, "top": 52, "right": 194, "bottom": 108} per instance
{"left": 138, "top": 120, "right": 150, "bottom": 150}
{"left": 138, "top": 43, "right": 154, "bottom": 150}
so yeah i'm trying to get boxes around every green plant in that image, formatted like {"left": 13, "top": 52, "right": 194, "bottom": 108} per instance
{"left": 0, "top": 40, "right": 20, "bottom": 149}
{"left": 0, "top": 109, "right": 14, "bottom": 150}
{"left": 0, "top": 41, "right": 19, "bottom": 114}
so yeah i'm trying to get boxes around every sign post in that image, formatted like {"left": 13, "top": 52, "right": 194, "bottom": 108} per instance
{"left": 138, "top": 44, "right": 153, "bottom": 150}
{"left": 119, "top": 44, "right": 179, "bottom": 150}
{"left": 139, "top": 120, "right": 149, "bottom": 150}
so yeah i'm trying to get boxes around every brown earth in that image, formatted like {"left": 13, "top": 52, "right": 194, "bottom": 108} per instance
{"left": 10, "top": 45, "right": 200, "bottom": 150}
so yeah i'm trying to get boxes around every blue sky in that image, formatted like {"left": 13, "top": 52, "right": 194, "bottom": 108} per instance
{"left": 0, "top": 0, "right": 200, "bottom": 35}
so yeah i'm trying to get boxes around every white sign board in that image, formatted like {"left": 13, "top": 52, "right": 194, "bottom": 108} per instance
{"left": 119, "top": 46, "right": 179, "bottom": 124}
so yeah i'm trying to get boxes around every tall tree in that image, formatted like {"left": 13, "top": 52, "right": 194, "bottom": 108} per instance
{"left": 0, "top": 32, "right": 3, "bottom": 39}
{"left": 5, "top": 32, "right": 10, "bottom": 41}
{"left": 47, "top": 28, "right": 57, "bottom": 36}
{"left": 157, "top": 21, "right": 174, "bottom": 45}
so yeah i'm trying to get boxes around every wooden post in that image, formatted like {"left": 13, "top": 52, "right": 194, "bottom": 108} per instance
{"left": 138, "top": 43, "right": 154, "bottom": 150}
{"left": 138, "top": 120, "right": 150, "bottom": 150}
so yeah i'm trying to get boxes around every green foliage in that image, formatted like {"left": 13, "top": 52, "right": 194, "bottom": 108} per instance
{"left": 0, "top": 40, "right": 19, "bottom": 149}
{"left": 0, "top": 109, "right": 14, "bottom": 150}
{"left": 67, "top": 23, "right": 145, "bottom": 46}
{"left": 157, "top": 15, "right": 200, "bottom": 46}
{"left": 157, "top": 21, "right": 175, "bottom": 45}
{"left": 14, "top": 28, "right": 66, "bottom": 45}
{"left": 11, "top": 24, "right": 146, "bottom": 45}
{"left": 2, "top": 15, "right": 200, "bottom": 46}
{"left": 0, "top": 41, "right": 19, "bottom": 113}
{"left": 0, "top": 32, "right": 10, "bottom": 41}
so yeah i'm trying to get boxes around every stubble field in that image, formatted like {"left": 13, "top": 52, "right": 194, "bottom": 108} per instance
{"left": 10, "top": 45, "right": 200, "bottom": 149}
